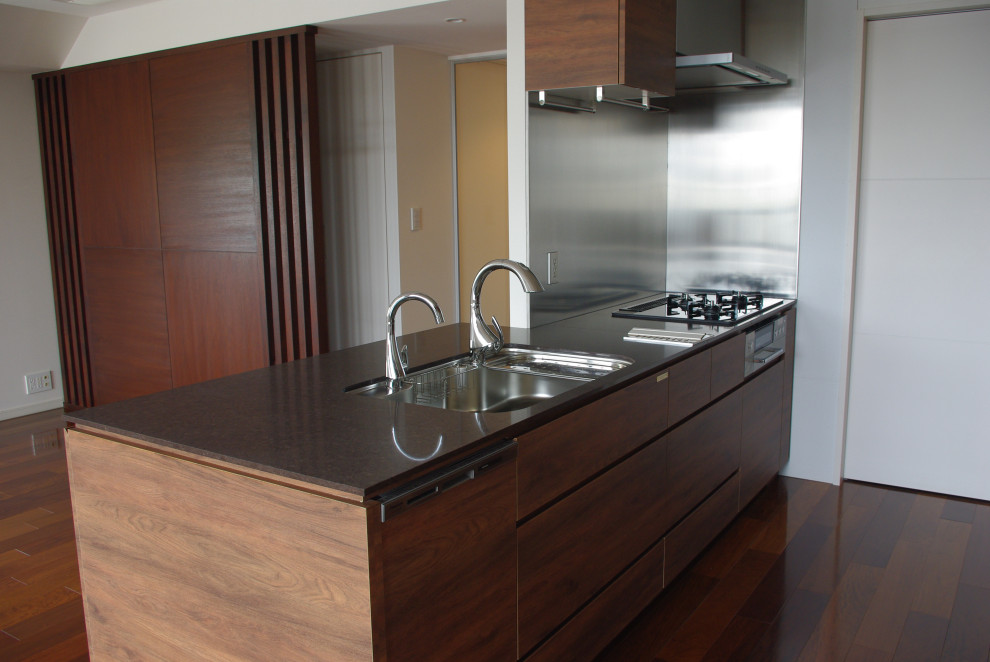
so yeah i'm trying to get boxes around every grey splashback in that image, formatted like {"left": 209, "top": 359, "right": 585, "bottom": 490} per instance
{"left": 527, "top": 0, "right": 804, "bottom": 327}
{"left": 528, "top": 101, "right": 669, "bottom": 327}
{"left": 666, "top": 0, "right": 805, "bottom": 296}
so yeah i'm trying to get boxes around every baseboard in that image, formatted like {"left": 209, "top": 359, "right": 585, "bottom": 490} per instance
{"left": 0, "top": 399, "right": 65, "bottom": 422}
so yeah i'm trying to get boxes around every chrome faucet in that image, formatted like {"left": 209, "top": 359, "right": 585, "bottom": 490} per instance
{"left": 469, "top": 259, "right": 544, "bottom": 362}
{"left": 386, "top": 292, "right": 444, "bottom": 389}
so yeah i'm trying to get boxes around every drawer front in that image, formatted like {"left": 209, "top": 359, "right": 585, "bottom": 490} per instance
{"left": 666, "top": 473, "right": 740, "bottom": 583}
{"left": 525, "top": 540, "right": 665, "bottom": 662}
{"left": 666, "top": 389, "right": 742, "bottom": 525}
{"left": 517, "top": 370, "right": 669, "bottom": 519}
{"left": 668, "top": 349, "right": 711, "bottom": 426}
{"left": 518, "top": 438, "right": 668, "bottom": 656}
{"left": 740, "top": 362, "right": 784, "bottom": 507}
{"left": 711, "top": 332, "right": 746, "bottom": 400}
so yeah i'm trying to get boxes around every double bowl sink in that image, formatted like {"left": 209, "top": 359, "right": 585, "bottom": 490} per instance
{"left": 348, "top": 347, "right": 632, "bottom": 413}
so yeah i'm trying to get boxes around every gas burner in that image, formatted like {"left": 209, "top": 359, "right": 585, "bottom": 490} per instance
{"left": 614, "top": 290, "right": 782, "bottom": 326}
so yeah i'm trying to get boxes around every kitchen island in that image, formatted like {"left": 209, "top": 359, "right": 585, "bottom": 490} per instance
{"left": 64, "top": 298, "right": 795, "bottom": 662}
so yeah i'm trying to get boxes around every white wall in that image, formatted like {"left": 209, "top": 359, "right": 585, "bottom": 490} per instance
{"left": 0, "top": 72, "right": 64, "bottom": 419}
{"left": 788, "top": 0, "right": 990, "bottom": 484}
{"left": 394, "top": 46, "right": 457, "bottom": 333}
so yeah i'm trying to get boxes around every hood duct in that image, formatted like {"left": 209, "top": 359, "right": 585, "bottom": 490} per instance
{"left": 674, "top": 0, "right": 788, "bottom": 90}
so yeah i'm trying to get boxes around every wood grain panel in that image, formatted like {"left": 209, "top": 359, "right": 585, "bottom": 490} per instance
{"left": 667, "top": 390, "right": 742, "bottom": 524}
{"left": 253, "top": 30, "right": 327, "bottom": 363}
{"left": 34, "top": 74, "right": 93, "bottom": 408}
{"left": 525, "top": 0, "right": 618, "bottom": 90}
{"left": 740, "top": 363, "right": 784, "bottom": 507}
{"left": 517, "top": 369, "right": 669, "bottom": 519}
{"left": 518, "top": 437, "right": 668, "bottom": 656}
{"left": 526, "top": 540, "right": 665, "bottom": 662}
{"left": 81, "top": 247, "right": 172, "bottom": 405}
{"left": 163, "top": 250, "right": 267, "bottom": 387}
{"left": 780, "top": 309, "right": 797, "bottom": 467}
{"left": 668, "top": 349, "right": 712, "bottom": 426}
{"left": 666, "top": 474, "right": 741, "bottom": 583}
{"left": 151, "top": 42, "right": 261, "bottom": 253}
{"left": 65, "top": 429, "right": 373, "bottom": 662}
{"left": 65, "top": 61, "right": 161, "bottom": 250}
{"left": 375, "top": 450, "right": 516, "bottom": 662}
{"left": 711, "top": 332, "right": 746, "bottom": 400}
{"left": 620, "top": 0, "right": 676, "bottom": 95}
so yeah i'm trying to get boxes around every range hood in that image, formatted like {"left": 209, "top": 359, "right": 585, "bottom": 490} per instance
{"left": 675, "top": 52, "right": 788, "bottom": 89}
{"left": 674, "top": 0, "right": 788, "bottom": 90}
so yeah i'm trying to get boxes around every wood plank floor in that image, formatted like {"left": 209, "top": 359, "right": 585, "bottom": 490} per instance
{"left": 1, "top": 409, "right": 988, "bottom": 661}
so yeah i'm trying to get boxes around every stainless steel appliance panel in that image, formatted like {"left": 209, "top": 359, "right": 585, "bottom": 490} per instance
{"left": 666, "top": 0, "right": 805, "bottom": 297}
{"left": 528, "top": 102, "right": 669, "bottom": 326}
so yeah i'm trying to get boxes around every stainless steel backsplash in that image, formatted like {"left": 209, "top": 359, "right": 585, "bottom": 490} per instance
{"left": 666, "top": 0, "right": 805, "bottom": 297}
{"left": 528, "top": 102, "right": 669, "bottom": 327}
{"left": 528, "top": 0, "right": 804, "bottom": 326}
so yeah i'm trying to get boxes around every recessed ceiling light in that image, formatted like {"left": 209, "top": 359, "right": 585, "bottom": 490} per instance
{"left": 444, "top": 17, "right": 467, "bottom": 24}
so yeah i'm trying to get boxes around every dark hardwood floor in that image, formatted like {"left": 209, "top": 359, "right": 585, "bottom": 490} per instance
{"left": 1, "top": 410, "right": 988, "bottom": 661}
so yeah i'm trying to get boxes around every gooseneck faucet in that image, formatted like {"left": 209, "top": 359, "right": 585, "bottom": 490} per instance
{"left": 470, "top": 259, "right": 545, "bottom": 362}
{"left": 386, "top": 292, "right": 444, "bottom": 389}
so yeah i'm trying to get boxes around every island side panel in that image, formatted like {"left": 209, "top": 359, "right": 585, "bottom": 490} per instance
{"left": 65, "top": 429, "right": 374, "bottom": 662}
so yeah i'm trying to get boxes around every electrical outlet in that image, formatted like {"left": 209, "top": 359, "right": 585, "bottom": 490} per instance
{"left": 410, "top": 207, "right": 422, "bottom": 231}
{"left": 31, "top": 430, "right": 60, "bottom": 456}
{"left": 547, "top": 251, "right": 559, "bottom": 284}
{"left": 24, "top": 371, "right": 53, "bottom": 395}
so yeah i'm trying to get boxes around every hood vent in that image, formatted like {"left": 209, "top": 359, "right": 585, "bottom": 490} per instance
{"left": 675, "top": 52, "right": 788, "bottom": 89}
{"left": 674, "top": 0, "right": 788, "bottom": 90}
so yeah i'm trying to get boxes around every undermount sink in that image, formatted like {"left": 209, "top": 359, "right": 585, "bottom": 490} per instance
{"left": 347, "top": 347, "right": 632, "bottom": 413}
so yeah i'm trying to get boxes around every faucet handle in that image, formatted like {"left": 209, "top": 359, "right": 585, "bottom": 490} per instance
{"left": 490, "top": 316, "right": 504, "bottom": 354}
{"left": 399, "top": 345, "right": 409, "bottom": 370}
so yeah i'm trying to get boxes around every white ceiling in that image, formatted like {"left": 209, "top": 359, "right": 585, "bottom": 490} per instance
{"left": 315, "top": 0, "right": 506, "bottom": 57}
{"left": 0, "top": 0, "right": 162, "bottom": 17}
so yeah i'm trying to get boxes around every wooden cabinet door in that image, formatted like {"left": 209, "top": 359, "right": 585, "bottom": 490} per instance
{"left": 518, "top": 438, "right": 668, "bottom": 657}
{"left": 150, "top": 42, "right": 261, "bottom": 253}
{"left": 666, "top": 389, "right": 742, "bottom": 524}
{"left": 525, "top": 0, "right": 676, "bottom": 94}
{"left": 81, "top": 248, "right": 173, "bottom": 404}
{"left": 740, "top": 362, "right": 784, "bottom": 506}
{"left": 66, "top": 60, "right": 161, "bottom": 250}
{"left": 517, "top": 369, "right": 669, "bottom": 519}
{"left": 376, "top": 448, "right": 517, "bottom": 662}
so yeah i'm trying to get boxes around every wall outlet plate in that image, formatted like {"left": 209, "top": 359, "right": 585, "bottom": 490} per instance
{"left": 547, "top": 251, "right": 559, "bottom": 284}
{"left": 25, "top": 371, "right": 53, "bottom": 395}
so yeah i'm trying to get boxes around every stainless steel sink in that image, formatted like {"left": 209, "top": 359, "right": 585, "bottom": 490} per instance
{"left": 347, "top": 347, "right": 631, "bottom": 413}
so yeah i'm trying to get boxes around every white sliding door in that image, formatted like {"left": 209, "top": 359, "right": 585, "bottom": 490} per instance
{"left": 844, "top": 10, "right": 990, "bottom": 499}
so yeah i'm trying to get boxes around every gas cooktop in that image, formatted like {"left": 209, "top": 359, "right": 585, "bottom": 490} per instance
{"left": 612, "top": 291, "right": 783, "bottom": 326}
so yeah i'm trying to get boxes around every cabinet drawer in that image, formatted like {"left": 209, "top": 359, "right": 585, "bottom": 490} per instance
{"left": 740, "top": 362, "right": 784, "bottom": 507}
{"left": 666, "top": 389, "right": 742, "bottom": 525}
{"left": 517, "top": 370, "right": 668, "bottom": 519}
{"left": 668, "top": 349, "right": 711, "bottom": 426}
{"left": 711, "top": 333, "right": 745, "bottom": 399}
{"left": 518, "top": 438, "right": 667, "bottom": 657}
{"left": 525, "top": 540, "right": 665, "bottom": 662}
{"left": 666, "top": 473, "right": 740, "bottom": 583}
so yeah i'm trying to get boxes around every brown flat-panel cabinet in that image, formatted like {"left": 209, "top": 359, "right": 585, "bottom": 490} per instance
{"left": 35, "top": 27, "right": 325, "bottom": 408}
{"left": 525, "top": 0, "right": 676, "bottom": 95}
{"left": 740, "top": 361, "right": 785, "bottom": 507}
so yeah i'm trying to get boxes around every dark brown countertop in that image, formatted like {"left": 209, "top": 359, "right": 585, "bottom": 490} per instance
{"left": 65, "top": 297, "right": 795, "bottom": 501}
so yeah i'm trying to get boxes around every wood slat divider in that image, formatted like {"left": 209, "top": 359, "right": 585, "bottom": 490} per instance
{"left": 252, "top": 29, "right": 327, "bottom": 364}
{"left": 33, "top": 74, "right": 92, "bottom": 409}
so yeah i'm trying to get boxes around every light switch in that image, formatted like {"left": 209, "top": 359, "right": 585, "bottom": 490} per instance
{"left": 410, "top": 207, "right": 422, "bottom": 231}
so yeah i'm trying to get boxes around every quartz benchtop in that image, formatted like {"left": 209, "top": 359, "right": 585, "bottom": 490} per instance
{"left": 65, "top": 298, "right": 795, "bottom": 501}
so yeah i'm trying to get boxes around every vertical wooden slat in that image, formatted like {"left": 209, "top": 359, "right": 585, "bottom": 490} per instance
{"left": 253, "top": 28, "right": 326, "bottom": 364}
{"left": 34, "top": 74, "right": 92, "bottom": 408}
